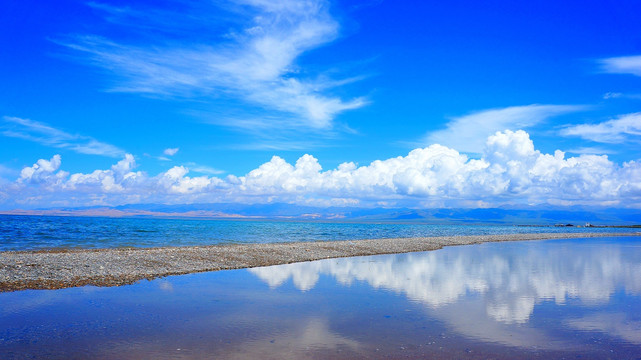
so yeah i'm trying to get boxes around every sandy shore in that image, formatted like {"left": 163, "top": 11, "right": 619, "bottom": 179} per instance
{"left": 1, "top": 232, "right": 639, "bottom": 292}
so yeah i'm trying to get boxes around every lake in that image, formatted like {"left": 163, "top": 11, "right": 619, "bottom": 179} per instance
{"left": 2, "top": 236, "right": 640, "bottom": 359}
{"left": 1, "top": 214, "right": 637, "bottom": 251}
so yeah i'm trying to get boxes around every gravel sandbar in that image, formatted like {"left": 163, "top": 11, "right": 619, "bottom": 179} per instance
{"left": 1, "top": 232, "right": 639, "bottom": 292}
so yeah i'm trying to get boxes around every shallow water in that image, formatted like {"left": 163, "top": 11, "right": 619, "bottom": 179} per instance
{"left": 1, "top": 214, "right": 637, "bottom": 251}
{"left": 2, "top": 237, "right": 641, "bottom": 359}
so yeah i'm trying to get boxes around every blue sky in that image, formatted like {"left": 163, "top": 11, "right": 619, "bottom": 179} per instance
{"left": 1, "top": 0, "right": 641, "bottom": 209}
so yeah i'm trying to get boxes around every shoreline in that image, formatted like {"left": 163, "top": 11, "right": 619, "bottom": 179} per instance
{"left": 1, "top": 232, "right": 639, "bottom": 292}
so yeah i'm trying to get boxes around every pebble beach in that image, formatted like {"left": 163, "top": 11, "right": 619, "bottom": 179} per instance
{"left": 1, "top": 232, "right": 639, "bottom": 292}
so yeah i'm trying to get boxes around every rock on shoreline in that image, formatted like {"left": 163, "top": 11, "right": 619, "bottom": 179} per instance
{"left": 1, "top": 232, "right": 639, "bottom": 292}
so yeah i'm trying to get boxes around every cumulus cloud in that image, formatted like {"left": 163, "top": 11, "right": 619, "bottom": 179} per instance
{"left": 60, "top": 0, "right": 366, "bottom": 129}
{"left": 599, "top": 55, "right": 641, "bottom": 77}
{"left": 156, "top": 165, "right": 225, "bottom": 195}
{"left": 2, "top": 130, "right": 641, "bottom": 208}
{"left": 424, "top": 105, "right": 586, "bottom": 154}
{"left": 17, "top": 155, "right": 67, "bottom": 186}
{"left": 2, "top": 116, "right": 125, "bottom": 158}
{"left": 560, "top": 112, "right": 641, "bottom": 143}
{"left": 64, "top": 154, "right": 144, "bottom": 193}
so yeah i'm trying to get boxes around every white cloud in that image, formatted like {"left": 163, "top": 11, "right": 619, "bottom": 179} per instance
{"left": 3, "top": 130, "right": 641, "bottom": 208}
{"left": 156, "top": 165, "right": 225, "bottom": 194}
{"left": 60, "top": 0, "right": 366, "bottom": 130}
{"left": 603, "top": 92, "right": 641, "bottom": 100}
{"left": 599, "top": 55, "right": 641, "bottom": 77}
{"left": 424, "top": 105, "right": 586, "bottom": 154}
{"left": 17, "top": 155, "right": 68, "bottom": 187}
{"left": 2, "top": 116, "right": 125, "bottom": 158}
{"left": 65, "top": 154, "right": 144, "bottom": 193}
{"left": 163, "top": 147, "right": 179, "bottom": 156}
{"left": 560, "top": 113, "right": 641, "bottom": 143}
{"left": 603, "top": 92, "right": 623, "bottom": 99}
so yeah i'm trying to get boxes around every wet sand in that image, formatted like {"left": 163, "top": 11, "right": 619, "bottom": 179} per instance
{"left": 1, "top": 232, "right": 639, "bottom": 292}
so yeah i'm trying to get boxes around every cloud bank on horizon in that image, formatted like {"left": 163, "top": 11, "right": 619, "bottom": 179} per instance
{"left": 2, "top": 129, "right": 640, "bottom": 209}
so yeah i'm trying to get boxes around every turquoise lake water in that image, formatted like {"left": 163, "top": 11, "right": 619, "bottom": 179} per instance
{"left": 1, "top": 237, "right": 640, "bottom": 359}
{"left": 1, "top": 214, "right": 638, "bottom": 251}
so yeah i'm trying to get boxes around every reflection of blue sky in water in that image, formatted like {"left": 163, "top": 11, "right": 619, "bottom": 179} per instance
{"left": 249, "top": 238, "right": 641, "bottom": 347}
{"left": 3, "top": 237, "right": 641, "bottom": 357}
{"left": 0, "top": 276, "right": 365, "bottom": 359}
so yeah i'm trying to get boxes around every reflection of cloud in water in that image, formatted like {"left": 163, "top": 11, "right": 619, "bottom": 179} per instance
{"left": 433, "top": 300, "right": 555, "bottom": 348}
{"left": 98, "top": 317, "right": 360, "bottom": 360}
{"left": 250, "top": 261, "right": 323, "bottom": 291}
{"left": 249, "top": 241, "right": 641, "bottom": 324}
{"left": 157, "top": 280, "right": 173, "bottom": 292}
{"left": 566, "top": 313, "right": 641, "bottom": 344}
{"left": 225, "top": 318, "right": 360, "bottom": 360}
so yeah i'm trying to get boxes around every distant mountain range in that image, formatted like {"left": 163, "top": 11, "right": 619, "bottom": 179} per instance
{"left": 2, "top": 203, "right": 640, "bottom": 225}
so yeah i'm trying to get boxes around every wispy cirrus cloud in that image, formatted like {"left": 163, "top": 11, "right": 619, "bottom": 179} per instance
{"left": 0, "top": 164, "right": 18, "bottom": 182}
{"left": 1, "top": 116, "right": 125, "bottom": 158}
{"left": 59, "top": 0, "right": 366, "bottom": 130}
{"left": 184, "top": 162, "right": 225, "bottom": 175}
{"left": 567, "top": 146, "right": 616, "bottom": 155}
{"left": 599, "top": 55, "right": 641, "bottom": 77}
{"left": 603, "top": 92, "right": 624, "bottom": 99}
{"left": 603, "top": 92, "right": 641, "bottom": 100}
{"left": 155, "top": 147, "right": 180, "bottom": 161}
{"left": 560, "top": 113, "right": 641, "bottom": 144}
{"left": 424, "top": 105, "right": 587, "bottom": 154}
